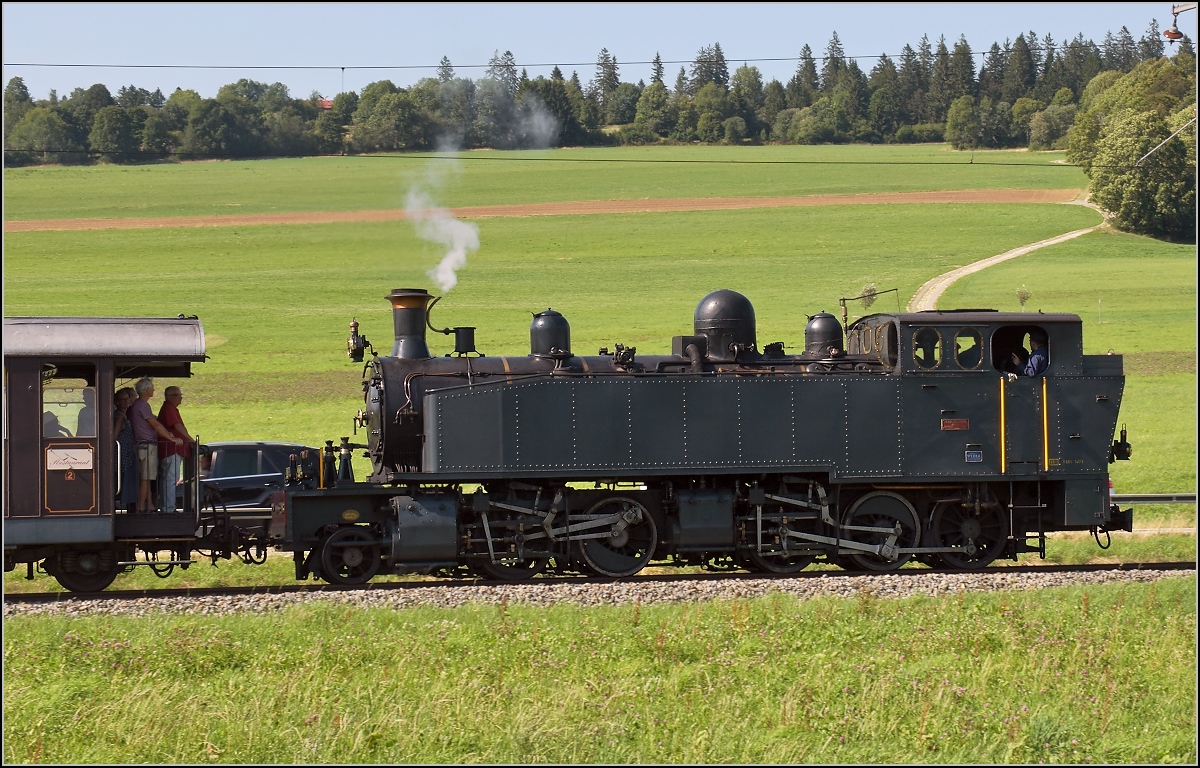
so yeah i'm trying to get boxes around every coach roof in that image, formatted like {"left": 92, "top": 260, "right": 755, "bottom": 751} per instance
{"left": 3, "top": 316, "right": 206, "bottom": 360}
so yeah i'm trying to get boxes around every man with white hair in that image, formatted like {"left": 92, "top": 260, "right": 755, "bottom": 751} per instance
{"left": 128, "top": 377, "right": 183, "bottom": 513}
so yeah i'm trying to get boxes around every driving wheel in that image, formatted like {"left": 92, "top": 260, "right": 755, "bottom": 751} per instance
{"left": 744, "top": 510, "right": 817, "bottom": 574}
{"left": 933, "top": 497, "right": 1005, "bottom": 570}
{"left": 578, "top": 497, "right": 657, "bottom": 578}
{"left": 842, "top": 491, "right": 921, "bottom": 572}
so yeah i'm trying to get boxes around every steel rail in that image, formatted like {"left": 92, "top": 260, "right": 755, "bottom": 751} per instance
{"left": 5, "top": 561, "right": 1194, "bottom": 605}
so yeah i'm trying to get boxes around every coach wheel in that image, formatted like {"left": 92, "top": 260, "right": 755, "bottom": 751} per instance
{"left": 933, "top": 499, "right": 1005, "bottom": 570}
{"left": 579, "top": 497, "right": 657, "bottom": 578}
{"left": 320, "top": 526, "right": 381, "bottom": 585}
{"left": 842, "top": 491, "right": 921, "bottom": 572}
{"left": 47, "top": 552, "right": 119, "bottom": 593}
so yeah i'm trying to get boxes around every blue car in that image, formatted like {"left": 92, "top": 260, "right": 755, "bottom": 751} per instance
{"left": 187, "top": 441, "right": 321, "bottom": 509}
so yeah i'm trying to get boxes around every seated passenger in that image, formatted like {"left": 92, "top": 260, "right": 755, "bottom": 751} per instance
{"left": 956, "top": 335, "right": 982, "bottom": 369}
{"left": 43, "top": 411, "right": 71, "bottom": 438}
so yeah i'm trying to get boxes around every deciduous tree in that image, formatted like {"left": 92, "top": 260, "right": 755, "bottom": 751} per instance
{"left": 6, "top": 106, "right": 80, "bottom": 163}
{"left": 88, "top": 105, "right": 138, "bottom": 161}
{"left": 1090, "top": 109, "right": 1195, "bottom": 240}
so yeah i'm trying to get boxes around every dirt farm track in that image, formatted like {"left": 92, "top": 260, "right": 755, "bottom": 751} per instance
{"left": 3, "top": 188, "right": 1083, "bottom": 232}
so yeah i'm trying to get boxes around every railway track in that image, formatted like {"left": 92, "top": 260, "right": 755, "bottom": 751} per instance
{"left": 5, "top": 560, "right": 1194, "bottom": 605}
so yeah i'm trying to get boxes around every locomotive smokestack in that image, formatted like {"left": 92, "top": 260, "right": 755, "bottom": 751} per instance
{"left": 386, "top": 288, "right": 433, "bottom": 360}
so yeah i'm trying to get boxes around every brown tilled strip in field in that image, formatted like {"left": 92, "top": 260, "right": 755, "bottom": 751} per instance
{"left": 3, "top": 189, "right": 1082, "bottom": 233}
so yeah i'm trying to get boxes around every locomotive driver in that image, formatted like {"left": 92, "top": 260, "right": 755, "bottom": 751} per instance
{"left": 1009, "top": 330, "right": 1048, "bottom": 380}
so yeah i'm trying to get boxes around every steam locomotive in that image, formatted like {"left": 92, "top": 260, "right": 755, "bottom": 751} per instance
{"left": 282, "top": 287, "right": 1134, "bottom": 584}
{"left": 2, "top": 287, "right": 1134, "bottom": 591}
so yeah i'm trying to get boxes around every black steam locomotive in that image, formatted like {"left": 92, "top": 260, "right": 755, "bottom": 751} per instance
{"left": 2, "top": 287, "right": 1134, "bottom": 591}
{"left": 281, "top": 287, "right": 1133, "bottom": 584}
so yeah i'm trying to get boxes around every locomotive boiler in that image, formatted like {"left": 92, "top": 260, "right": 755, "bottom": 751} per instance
{"left": 277, "top": 287, "right": 1134, "bottom": 585}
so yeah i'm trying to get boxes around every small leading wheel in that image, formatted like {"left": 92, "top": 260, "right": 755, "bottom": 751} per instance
{"left": 579, "top": 497, "right": 657, "bottom": 578}
{"left": 320, "top": 526, "right": 381, "bottom": 585}
{"left": 842, "top": 491, "right": 921, "bottom": 572}
{"left": 47, "top": 552, "right": 119, "bottom": 593}
{"left": 472, "top": 557, "right": 548, "bottom": 581}
{"left": 933, "top": 498, "right": 1006, "bottom": 570}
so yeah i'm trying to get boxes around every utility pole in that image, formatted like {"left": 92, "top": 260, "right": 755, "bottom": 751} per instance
{"left": 1139, "top": 3, "right": 1199, "bottom": 165}
{"left": 1164, "top": 3, "right": 1197, "bottom": 42}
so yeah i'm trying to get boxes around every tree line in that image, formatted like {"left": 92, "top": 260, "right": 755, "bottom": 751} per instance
{"left": 3, "top": 24, "right": 1195, "bottom": 239}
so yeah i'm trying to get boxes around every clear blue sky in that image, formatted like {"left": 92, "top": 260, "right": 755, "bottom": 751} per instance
{"left": 1, "top": 2, "right": 1181, "bottom": 101}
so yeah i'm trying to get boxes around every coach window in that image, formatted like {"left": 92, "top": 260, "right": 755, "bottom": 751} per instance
{"left": 42, "top": 365, "right": 97, "bottom": 438}
{"left": 912, "top": 327, "right": 942, "bottom": 369}
{"left": 954, "top": 329, "right": 984, "bottom": 370}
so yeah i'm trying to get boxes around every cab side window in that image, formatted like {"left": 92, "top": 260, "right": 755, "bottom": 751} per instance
{"left": 991, "top": 325, "right": 1049, "bottom": 375}
{"left": 912, "top": 328, "right": 942, "bottom": 369}
{"left": 954, "top": 329, "right": 983, "bottom": 370}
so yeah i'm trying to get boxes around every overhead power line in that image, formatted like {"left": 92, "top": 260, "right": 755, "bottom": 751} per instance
{"left": 1, "top": 40, "right": 1118, "bottom": 77}
{"left": 0, "top": 146, "right": 1148, "bottom": 171}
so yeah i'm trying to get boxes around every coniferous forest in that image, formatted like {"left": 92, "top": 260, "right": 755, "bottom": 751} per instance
{"left": 4, "top": 25, "right": 1196, "bottom": 240}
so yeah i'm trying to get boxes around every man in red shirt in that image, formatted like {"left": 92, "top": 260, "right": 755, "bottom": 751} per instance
{"left": 157, "top": 386, "right": 193, "bottom": 513}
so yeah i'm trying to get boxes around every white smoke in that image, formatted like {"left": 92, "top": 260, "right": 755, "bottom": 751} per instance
{"left": 515, "top": 94, "right": 559, "bottom": 150}
{"left": 407, "top": 188, "right": 479, "bottom": 293}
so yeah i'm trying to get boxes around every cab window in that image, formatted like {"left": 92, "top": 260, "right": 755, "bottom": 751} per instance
{"left": 991, "top": 325, "right": 1049, "bottom": 374}
{"left": 953, "top": 329, "right": 984, "bottom": 370}
{"left": 912, "top": 328, "right": 942, "bottom": 369}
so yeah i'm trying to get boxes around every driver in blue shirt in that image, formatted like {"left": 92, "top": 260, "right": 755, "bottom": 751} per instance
{"left": 1013, "top": 330, "right": 1048, "bottom": 376}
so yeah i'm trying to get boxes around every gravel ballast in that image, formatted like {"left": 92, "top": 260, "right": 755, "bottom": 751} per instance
{"left": 4, "top": 568, "right": 1191, "bottom": 619}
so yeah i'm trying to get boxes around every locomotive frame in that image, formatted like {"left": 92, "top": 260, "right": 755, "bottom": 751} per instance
{"left": 2, "top": 288, "right": 1134, "bottom": 592}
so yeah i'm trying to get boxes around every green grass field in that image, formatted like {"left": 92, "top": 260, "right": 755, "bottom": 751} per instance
{"left": 3, "top": 145, "right": 1086, "bottom": 221}
{"left": 3, "top": 577, "right": 1194, "bottom": 764}
{"left": 4, "top": 204, "right": 1106, "bottom": 455}
{"left": 2, "top": 145, "right": 1192, "bottom": 493}
{"left": 3, "top": 145, "right": 1195, "bottom": 766}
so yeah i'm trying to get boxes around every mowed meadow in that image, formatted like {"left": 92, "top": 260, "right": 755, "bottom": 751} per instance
{"left": 2, "top": 144, "right": 1193, "bottom": 499}
{"left": 3, "top": 145, "right": 1195, "bottom": 763}
{"left": 4, "top": 144, "right": 1081, "bottom": 221}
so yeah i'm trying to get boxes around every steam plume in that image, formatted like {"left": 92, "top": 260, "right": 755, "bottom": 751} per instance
{"left": 406, "top": 188, "right": 479, "bottom": 293}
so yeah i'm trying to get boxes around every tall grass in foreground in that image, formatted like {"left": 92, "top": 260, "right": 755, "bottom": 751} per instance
{"left": 4, "top": 577, "right": 1194, "bottom": 764}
